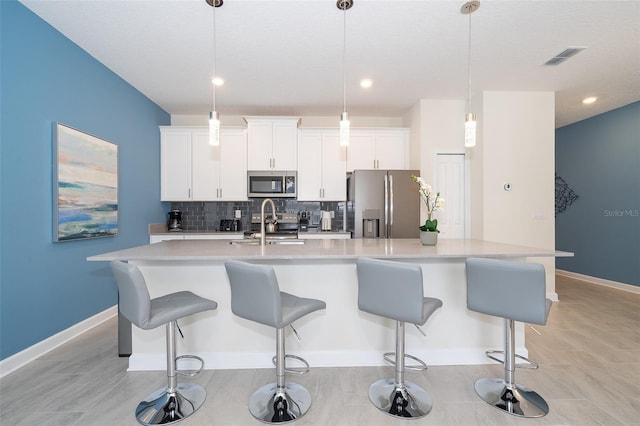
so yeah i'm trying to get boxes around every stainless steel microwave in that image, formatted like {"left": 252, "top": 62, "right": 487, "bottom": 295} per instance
{"left": 247, "top": 171, "right": 297, "bottom": 198}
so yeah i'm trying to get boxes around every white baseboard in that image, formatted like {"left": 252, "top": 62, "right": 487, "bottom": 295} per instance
{"left": 0, "top": 306, "right": 117, "bottom": 378}
{"left": 126, "top": 347, "right": 527, "bottom": 372}
{"left": 556, "top": 270, "right": 640, "bottom": 295}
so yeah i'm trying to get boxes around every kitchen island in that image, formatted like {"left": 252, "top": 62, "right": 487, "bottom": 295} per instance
{"left": 88, "top": 238, "right": 571, "bottom": 371}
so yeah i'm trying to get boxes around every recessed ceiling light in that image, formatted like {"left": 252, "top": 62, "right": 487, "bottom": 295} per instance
{"left": 212, "top": 77, "right": 224, "bottom": 86}
{"left": 582, "top": 96, "right": 597, "bottom": 104}
{"left": 360, "top": 79, "right": 373, "bottom": 89}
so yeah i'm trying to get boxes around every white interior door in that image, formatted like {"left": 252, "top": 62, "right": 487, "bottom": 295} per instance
{"left": 435, "top": 154, "right": 466, "bottom": 238}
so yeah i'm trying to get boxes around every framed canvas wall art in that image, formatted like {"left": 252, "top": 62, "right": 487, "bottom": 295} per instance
{"left": 53, "top": 123, "right": 118, "bottom": 242}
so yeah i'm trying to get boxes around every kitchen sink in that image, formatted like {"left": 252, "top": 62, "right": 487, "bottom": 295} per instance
{"left": 229, "top": 238, "right": 305, "bottom": 245}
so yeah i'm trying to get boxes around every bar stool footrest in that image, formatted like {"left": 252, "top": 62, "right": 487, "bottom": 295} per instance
{"left": 383, "top": 352, "right": 428, "bottom": 371}
{"left": 175, "top": 354, "right": 205, "bottom": 377}
{"left": 485, "top": 350, "right": 539, "bottom": 369}
{"left": 271, "top": 354, "right": 310, "bottom": 375}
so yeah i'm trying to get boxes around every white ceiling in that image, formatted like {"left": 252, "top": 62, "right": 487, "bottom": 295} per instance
{"left": 20, "top": 0, "right": 640, "bottom": 127}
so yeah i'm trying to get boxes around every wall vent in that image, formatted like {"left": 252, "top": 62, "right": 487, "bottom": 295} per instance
{"left": 544, "top": 46, "right": 587, "bottom": 66}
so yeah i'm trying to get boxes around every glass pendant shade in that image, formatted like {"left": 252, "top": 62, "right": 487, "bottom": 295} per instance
{"left": 340, "top": 112, "right": 350, "bottom": 146}
{"left": 209, "top": 111, "right": 220, "bottom": 146}
{"left": 464, "top": 113, "right": 476, "bottom": 148}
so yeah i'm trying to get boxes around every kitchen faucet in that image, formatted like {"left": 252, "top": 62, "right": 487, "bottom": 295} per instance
{"left": 260, "top": 198, "right": 276, "bottom": 247}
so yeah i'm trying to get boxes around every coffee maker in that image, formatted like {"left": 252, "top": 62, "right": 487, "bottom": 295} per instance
{"left": 167, "top": 209, "right": 183, "bottom": 232}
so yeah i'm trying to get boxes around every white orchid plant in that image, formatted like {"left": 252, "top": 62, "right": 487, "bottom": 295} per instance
{"left": 412, "top": 175, "right": 445, "bottom": 232}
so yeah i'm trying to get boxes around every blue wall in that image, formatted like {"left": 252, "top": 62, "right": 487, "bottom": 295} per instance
{"left": 0, "top": 1, "right": 170, "bottom": 360}
{"left": 555, "top": 102, "right": 640, "bottom": 287}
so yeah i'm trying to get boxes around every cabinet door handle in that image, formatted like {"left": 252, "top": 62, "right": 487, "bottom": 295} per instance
{"left": 219, "top": 188, "right": 222, "bottom": 198}
{"left": 188, "top": 188, "right": 191, "bottom": 198}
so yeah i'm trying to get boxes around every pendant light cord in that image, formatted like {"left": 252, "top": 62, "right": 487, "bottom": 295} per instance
{"left": 342, "top": 3, "right": 347, "bottom": 113}
{"left": 466, "top": 9, "right": 472, "bottom": 112}
{"left": 212, "top": 2, "right": 217, "bottom": 111}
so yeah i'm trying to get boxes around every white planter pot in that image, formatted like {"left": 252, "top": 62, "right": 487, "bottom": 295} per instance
{"left": 419, "top": 231, "right": 438, "bottom": 246}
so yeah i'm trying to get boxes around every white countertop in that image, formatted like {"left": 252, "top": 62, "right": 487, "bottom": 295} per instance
{"left": 87, "top": 238, "right": 572, "bottom": 262}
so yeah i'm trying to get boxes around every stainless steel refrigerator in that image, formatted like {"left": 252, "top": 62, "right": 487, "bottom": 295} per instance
{"left": 347, "top": 169, "right": 419, "bottom": 238}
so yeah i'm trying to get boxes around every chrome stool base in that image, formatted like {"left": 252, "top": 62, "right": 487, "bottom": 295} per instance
{"left": 248, "top": 382, "right": 312, "bottom": 424}
{"left": 135, "top": 382, "right": 207, "bottom": 425}
{"left": 474, "top": 377, "right": 549, "bottom": 418}
{"left": 368, "top": 378, "right": 432, "bottom": 419}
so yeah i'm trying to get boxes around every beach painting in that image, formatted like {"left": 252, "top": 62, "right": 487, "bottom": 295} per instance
{"left": 53, "top": 123, "right": 118, "bottom": 242}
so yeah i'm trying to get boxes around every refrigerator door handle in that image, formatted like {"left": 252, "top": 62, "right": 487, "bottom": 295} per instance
{"left": 389, "top": 174, "right": 394, "bottom": 228}
{"left": 384, "top": 174, "right": 389, "bottom": 228}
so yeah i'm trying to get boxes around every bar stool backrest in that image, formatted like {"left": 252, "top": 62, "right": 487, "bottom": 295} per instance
{"left": 356, "top": 257, "right": 425, "bottom": 324}
{"left": 224, "top": 260, "right": 282, "bottom": 327}
{"left": 465, "top": 257, "right": 550, "bottom": 325}
{"left": 110, "top": 260, "right": 152, "bottom": 329}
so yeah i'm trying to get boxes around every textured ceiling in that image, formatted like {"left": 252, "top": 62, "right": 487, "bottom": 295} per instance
{"left": 20, "top": 0, "right": 640, "bottom": 127}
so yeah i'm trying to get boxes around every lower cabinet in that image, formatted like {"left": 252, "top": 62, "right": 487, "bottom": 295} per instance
{"left": 150, "top": 233, "right": 243, "bottom": 244}
{"left": 297, "top": 233, "right": 351, "bottom": 240}
{"left": 149, "top": 234, "right": 184, "bottom": 244}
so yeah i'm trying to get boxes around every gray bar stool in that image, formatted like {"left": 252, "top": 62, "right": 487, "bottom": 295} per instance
{"left": 110, "top": 261, "right": 217, "bottom": 425}
{"left": 465, "top": 257, "right": 552, "bottom": 418}
{"left": 224, "top": 260, "right": 326, "bottom": 423}
{"left": 356, "top": 257, "right": 443, "bottom": 419}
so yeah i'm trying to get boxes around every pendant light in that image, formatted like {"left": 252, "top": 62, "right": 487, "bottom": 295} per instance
{"left": 337, "top": 0, "right": 353, "bottom": 147}
{"left": 461, "top": 1, "right": 480, "bottom": 148}
{"left": 207, "top": 0, "right": 223, "bottom": 146}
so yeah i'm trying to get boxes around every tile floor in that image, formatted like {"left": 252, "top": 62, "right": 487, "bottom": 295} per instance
{"left": 1, "top": 274, "right": 638, "bottom": 425}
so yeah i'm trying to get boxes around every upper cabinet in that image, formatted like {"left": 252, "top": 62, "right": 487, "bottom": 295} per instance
{"left": 161, "top": 128, "right": 193, "bottom": 201}
{"left": 245, "top": 117, "right": 300, "bottom": 171}
{"left": 347, "top": 128, "right": 410, "bottom": 171}
{"left": 160, "top": 126, "right": 247, "bottom": 201}
{"left": 297, "top": 129, "right": 347, "bottom": 201}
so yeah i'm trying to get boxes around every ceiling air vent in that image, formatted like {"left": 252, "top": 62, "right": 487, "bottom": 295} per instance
{"left": 543, "top": 46, "right": 586, "bottom": 66}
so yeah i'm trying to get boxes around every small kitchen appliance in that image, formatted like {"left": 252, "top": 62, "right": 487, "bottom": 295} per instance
{"left": 321, "top": 211, "right": 332, "bottom": 231}
{"left": 247, "top": 171, "right": 297, "bottom": 198}
{"left": 298, "top": 211, "right": 309, "bottom": 232}
{"left": 167, "top": 209, "right": 183, "bottom": 232}
{"left": 219, "top": 219, "right": 241, "bottom": 232}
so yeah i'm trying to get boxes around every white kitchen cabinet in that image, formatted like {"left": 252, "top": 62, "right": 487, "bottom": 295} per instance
{"left": 185, "top": 233, "right": 243, "bottom": 240}
{"left": 297, "top": 232, "right": 351, "bottom": 240}
{"left": 347, "top": 128, "right": 410, "bottom": 171}
{"left": 150, "top": 233, "right": 243, "bottom": 244}
{"left": 245, "top": 117, "right": 299, "bottom": 170}
{"left": 215, "top": 128, "right": 248, "bottom": 200}
{"left": 160, "top": 130, "right": 192, "bottom": 201}
{"left": 190, "top": 130, "right": 219, "bottom": 200}
{"left": 297, "top": 129, "right": 347, "bottom": 201}
{"left": 149, "top": 234, "right": 184, "bottom": 244}
{"left": 160, "top": 126, "right": 247, "bottom": 201}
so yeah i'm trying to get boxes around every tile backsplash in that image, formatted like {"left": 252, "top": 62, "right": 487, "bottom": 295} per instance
{"left": 170, "top": 200, "right": 344, "bottom": 232}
